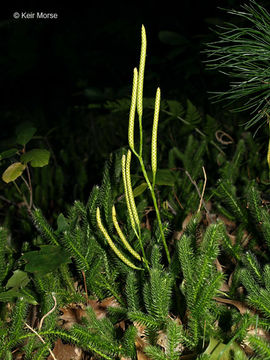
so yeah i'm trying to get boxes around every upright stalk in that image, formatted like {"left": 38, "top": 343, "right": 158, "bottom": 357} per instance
{"left": 137, "top": 156, "right": 171, "bottom": 264}
{"left": 97, "top": 25, "right": 171, "bottom": 271}
{"left": 128, "top": 25, "right": 171, "bottom": 265}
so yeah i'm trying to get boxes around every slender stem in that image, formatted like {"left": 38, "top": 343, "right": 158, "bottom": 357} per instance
{"left": 39, "top": 294, "right": 57, "bottom": 331}
{"left": 185, "top": 170, "right": 209, "bottom": 216}
{"left": 150, "top": 186, "right": 171, "bottom": 264}
{"left": 137, "top": 156, "right": 171, "bottom": 264}
{"left": 138, "top": 227, "right": 150, "bottom": 271}
{"left": 0, "top": 195, "right": 16, "bottom": 206}
{"left": 26, "top": 165, "right": 33, "bottom": 209}
{"left": 13, "top": 180, "right": 31, "bottom": 212}
{"left": 135, "top": 98, "right": 170, "bottom": 263}
{"left": 82, "top": 271, "right": 88, "bottom": 302}
{"left": 24, "top": 323, "right": 58, "bottom": 360}
{"left": 13, "top": 180, "right": 23, "bottom": 195}
{"left": 197, "top": 166, "right": 207, "bottom": 213}
{"left": 21, "top": 175, "right": 31, "bottom": 193}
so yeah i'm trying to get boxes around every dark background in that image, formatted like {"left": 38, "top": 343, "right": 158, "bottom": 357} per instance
{"left": 1, "top": 0, "right": 270, "bottom": 204}
{"left": 1, "top": 1, "right": 245, "bottom": 129}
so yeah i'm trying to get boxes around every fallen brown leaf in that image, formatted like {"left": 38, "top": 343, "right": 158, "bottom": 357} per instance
{"left": 214, "top": 297, "right": 254, "bottom": 315}
{"left": 182, "top": 213, "right": 193, "bottom": 230}
{"left": 59, "top": 297, "right": 121, "bottom": 329}
{"left": 136, "top": 349, "right": 150, "bottom": 360}
{"left": 47, "top": 339, "right": 82, "bottom": 360}
{"left": 59, "top": 304, "right": 85, "bottom": 329}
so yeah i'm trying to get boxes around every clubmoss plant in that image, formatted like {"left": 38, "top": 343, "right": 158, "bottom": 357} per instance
{"left": 96, "top": 25, "right": 170, "bottom": 268}
{"left": 4, "top": 22, "right": 270, "bottom": 360}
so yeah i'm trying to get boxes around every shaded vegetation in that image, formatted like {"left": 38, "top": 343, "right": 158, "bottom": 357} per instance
{"left": 2, "top": 1, "right": 270, "bottom": 359}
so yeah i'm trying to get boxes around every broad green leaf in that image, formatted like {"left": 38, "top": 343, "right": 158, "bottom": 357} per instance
{"left": 204, "top": 337, "right": 248, "bottom": 360}
{"left": 6, "top": 270, "right": 30, "bottom": 289}
{"left": 146, "top": 169, "right": 175, "bottom": 186}
{"left": 133, "top": 182, "right": 148, "bottom": 197}
{"left": 2, "top": 162, "right": 26, "bottom": 183}
{"left": 22, "top": 245, "right": 71, "bottom": 275}
{"left": 0, "top": 289, "right": 38, "bottom": 304}
{"left": 57, "top": 213, "right": 69, "bottom": 232}
{"left": 16, "top": 124, "right": 37, "bottom": 146}
{"left": 0, "top": 148, "right": 18, "bottom": 160}
{"left": 21, "top": 148, "right": 50, "bottom": 167}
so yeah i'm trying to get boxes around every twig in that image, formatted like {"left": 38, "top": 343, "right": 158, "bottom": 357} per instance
{"left": 82, "top": 270, "right": 88, "bottom": 302}
{"left": 185, "top": 169, "right": 209, "bottom": 215}
{"left": 173, "top": 189, "right": 184, "bottom": 210}
{"left": 24, "top": 323, "right": 58, "bottom": 360}
{"left": 39, "top": 294, "right": 57, "bottom": 331}
{"left": 198, "top": 166, "right": 207, "bottom": 213}
{"left": 215, "top": 130, "right": 234, "bottom": 145}
{"left": 0, "top": 195, "right": 17, "bottom": 206}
